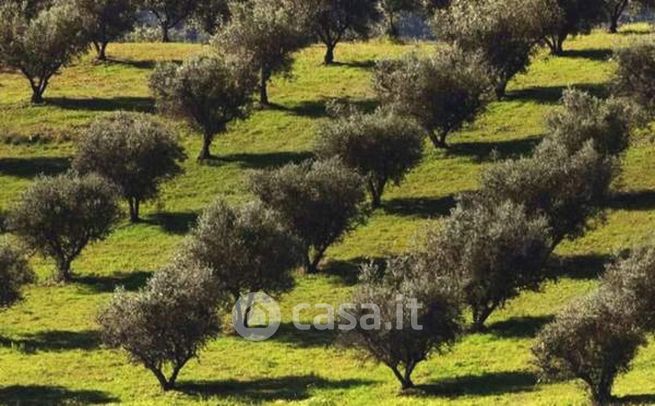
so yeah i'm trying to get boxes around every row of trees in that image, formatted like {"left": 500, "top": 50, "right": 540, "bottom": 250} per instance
{"left": 1, "top": 0, "right": 650, "bottom": 106}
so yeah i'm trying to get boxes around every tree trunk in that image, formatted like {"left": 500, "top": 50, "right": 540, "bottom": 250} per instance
{"left": 161, "top": 24, "right": 170, "bottom": 43}
{"left": 324, "top": 44, "right": 335, "bottom": 65}
{"left": 198, "top": 132, "right": 213, "bottom": 160}
{"left": 128, "top": 198, "right": 140, "bottom": 223}
{"left": 471, "top": 304, "right": 496, "bottom": 332}
{"left": 55, "top": 258, "right": 72, "bottom": 283}
{"left": 428, "top": 132, "right": 448, "bottom": 149}
{"left": 591, "top": 383, "right": 612, "bottom": 406}
{"left": 494, "top": 79, "right": 508, "bottom": 99}
{"left": 98, "top": 42, "right": 108, "bottom": 61}
{"left": 259, "top": 69, "right": 269, "bottom": 106}
{"left": 368, "top": 178, "right": 384, "bottom": 208}
{"left": 31, "top": 90, "right": 44, "bottom": 104}
{"left": 609, "top": 17, "right": 619, "bottom": 34}
{"left": 303, "top": 248, "right": 324, "bottom": 274}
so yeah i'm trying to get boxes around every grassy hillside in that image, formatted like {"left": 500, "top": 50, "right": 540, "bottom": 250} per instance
{"left": 0, "top": 26, "right": 654, "bottom": 405}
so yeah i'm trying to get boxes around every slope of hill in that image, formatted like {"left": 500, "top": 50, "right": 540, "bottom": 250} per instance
{"left": 0, "top": 26, "right": 654, "bottom": 405}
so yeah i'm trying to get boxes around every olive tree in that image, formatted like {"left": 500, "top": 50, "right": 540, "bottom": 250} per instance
{"left": 213, "top": 0, "right": 309, "bottom": 106}
{"left": 193, "top": 0, "right": 229, "bottom": 35}
{"left": 72, "top": 112, "right": 186, "bottom": 223}
{"left": 378, "top": 0, "right": 420, "bottom": 38}
{"left": 601, "top": 0, "right": 654, "bottom": 33}
{"left": 341, "top": 255, "right": 463, "bottom": 390}
{"left": 9, "top": 173, "right": 121, "bottom": 282}
{"left": 141, "top": 0, "right": 199, "bottom": 42}
{"left": 315, "top": 108, "right": 424, "bottom": 207}
{"left": 98, "top": 261, "right": 221, "bottom": 391}
{"left": 178, "top": 199, "right": 300, "bottom": 324}
{"left": 77, "top": 0, "right": 138, "bottom": 61}
{"left": 545, "top": 89, "right": 638, "bottom": 157}
{"left": 0, "top": 0, "right": 89, "bottom": 103}
{"left": 433, "top": 0, "right": 560, "bottom": 98}
{"left": 150, "top": 55, "right": 255, "bottom": 161}
{"left": 249, "top": 158, "right": 366, "bottom": 274}
{"left": 374, "top": 46, "right": 493, "bottom": 148}
{"left": 307, "top": 0, "right": 378, "bottom": 64}
{"left": 479, "top": 141, "right": 616, "bottom": 248}
{"left": 0, "top": 239, "right": 35, "bottom": 308}
{"left": 533, "top": 290, "right": 645, "bottom": 406}
{"left": 601, "top": 247, "right": 655, "bottom": 330}
{"left": 422, "top": 199, "right": 551, "bottom": 331}
{"left": 543, "top": 0, "right": 605, "bottom": 55}
{"left": 613, "top": 42, "right": 655, "bottom": 110}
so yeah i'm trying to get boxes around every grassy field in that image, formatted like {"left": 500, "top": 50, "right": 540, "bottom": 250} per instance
{"left": 1, "top": 25, "right": 654, "bottom": 405}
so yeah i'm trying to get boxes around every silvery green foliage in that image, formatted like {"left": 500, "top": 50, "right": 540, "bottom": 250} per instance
{"left": 150, "top": 55, "right": 256, "bottom": 160}
{"left": 76, "top": 0, "right": 138, "bottom": 60}
{"left": 341, "top": 254, "right": 463, "bottom": 390}
{"left": 9, "top": 173, "right": 121, "bottom": 282}
{"left": 249, "top": 157, "right": 366, "bottom": 274}
{"left": 378, "top": 0, "right": 420, "bottom": 37}
{"left": 315, "top": 107, "right": 424, "bottom": 207}
{"left": 141, "top": 0, "right": 200, "bottom": 42}
{"left": 479, "top": 140, "right": 616, "bottom": 247}
{"left": 374, "top": 45, "right": 493, "bottom": 147}
{"left": 422, "top": 199, "right": 551, "bottom": 330}
{"left": 532, "top": 290, "right": 645, "bottom": 405}
{"left": 0, "top": 0, "right": 89, "bottom": 103}
{"left": 613, "top": 41, "right": 655, "bottom": 110}
{"left": 544, "top": 89, "right": 638, "bottom": 157}
{"left": 192, "top": 0, "right": 230, "bottom": 35}
{"left": 601, "top": 247, "right": 655, "bottom": 330}
{"left": 306, "top": 0, "right": 379, "bottom": 64}
{"left": 0, "top": 239, "right": 35, "bottom": 308}
{"left": 179, "top": 199, "right": 301, "bottom": 306}
{"left": 98, "top": 261, "right": 221, "bottom": 391}
{"left": 212, "top": 0, "right": 309, "bottom": 105}
{"left": 73, "top": 112, "right": 186, "bottom": 223}
{"left": 433, "top": 0, "right": 560, "bottom": 98}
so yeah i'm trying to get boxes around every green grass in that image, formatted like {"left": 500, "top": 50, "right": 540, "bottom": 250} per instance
{"left": 1, "top": 25, "right": 655, "bottom": 405}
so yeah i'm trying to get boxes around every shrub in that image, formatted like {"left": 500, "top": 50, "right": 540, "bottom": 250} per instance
{"left": 73, "top": 112, "right": 186, "bottom": 222}
{"left": 545, "top": 89, "right": 638, "bottom": 157}
{"left": 613, "top": 41, "right": 655, "bottom": 110}
{"left": 98, "top": 261, "right": 220, "bottom": 391}
{"left": 213, "top": 0, "right": 309, "bottom": 105}
{"left": 307, "top": 0, "right": 378, "bottom": 64}
{"left": 0, "top": 239, "right": 35, "bottom": 308}
{"left": 422, "top": 199, "right": 551, "bottom": 331}
{"left": 533, "top": 290, "right": 645, "bottom": 406}
{"left": 0, "top": 0, "right": 89, "bottom": 103}
{"left": 76, "top": 0, "right": 138, "bottom": 60}
{"left": 150, "top": 55, "right": 255, "bottom": 161}
{"left": 141, "top": 0, "right": 200, "bottom": 42}
{"left": 478, "top": 140, "right": 616, "bottom": 247}
{"left": 315, "top": 108, "right": 424, "bottom": 207}
{"left": 249, "top": 158, "right": 366, "bottom": 274}
{"left": 601, "top": 247, "right": 655, "bottom": 330}
{"left": 179, "top": 199, "right": 300, "bottom": 322}
{"left": 341, "top": 255, "right": 463, "bottom": 390}
{"left": 374, "top": 45, "right": 492, "bottom": 148}
{"left": 9, "top": 173, "right": 121, "bottom": 282}
{"left": 433, "top": 0, "right": 560, "bottom": 98}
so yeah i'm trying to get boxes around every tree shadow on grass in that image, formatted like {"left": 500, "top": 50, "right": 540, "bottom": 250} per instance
{"left": 507, "top": 83, "right": 607, "bottom": 105}
{"left": 416, "top": 371, "right": 536, "bottom": 398}
{"left": 0, "top": 385, "right": 118, "bottom": 405}
{"left": 267, "top": 98, "right": 377, "bottom": 119}
{"left": 220, "top": 151, "right": 313, "bottom": 170}
{"left": 0, "top": 330, "right": 101, "bottom": 353}
{"left": 609, "top": 189, "right": 655, "bottom": 212}
{"left": 47, "top": 97, "right": 155, "bottom": 113}
{"left": 75, "top": 270, "right": 152, "bottom": 293}
{"left": 546, "top": 253, "right": 611, "bottom": 280}
{"left": 0, "top": 157, "right": 70, "bottom": 179}
{"left": 178, "top": 375, "right": 373, "bottom": 402}
{"left": 269, "top": 322, "right": 338, "bottom": 348}
{"left": 487, "top": 315, "right": 554, "bottom": 339}
{"left": 447, "top": 136, "right": 542, "bottom": 162}
{"left": 147, "top": 211, "right": 199, "bottom": 235}
{"left": 321, "top": 256, "right": 385, "bottom": 285}
{"left": 329, "top": 60, "right": 376, "bottom": 70}
{"left": 105, "top": 58, "right": 182, "bottom": 70}
{"left": 616, "top": 394, "right": 655, "bottom": 404}
{"left": 560, "top": 48, "right": 613, "bottom": 61}
{"left": 383, "top": 195, "right": 457, "bottom": 219}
